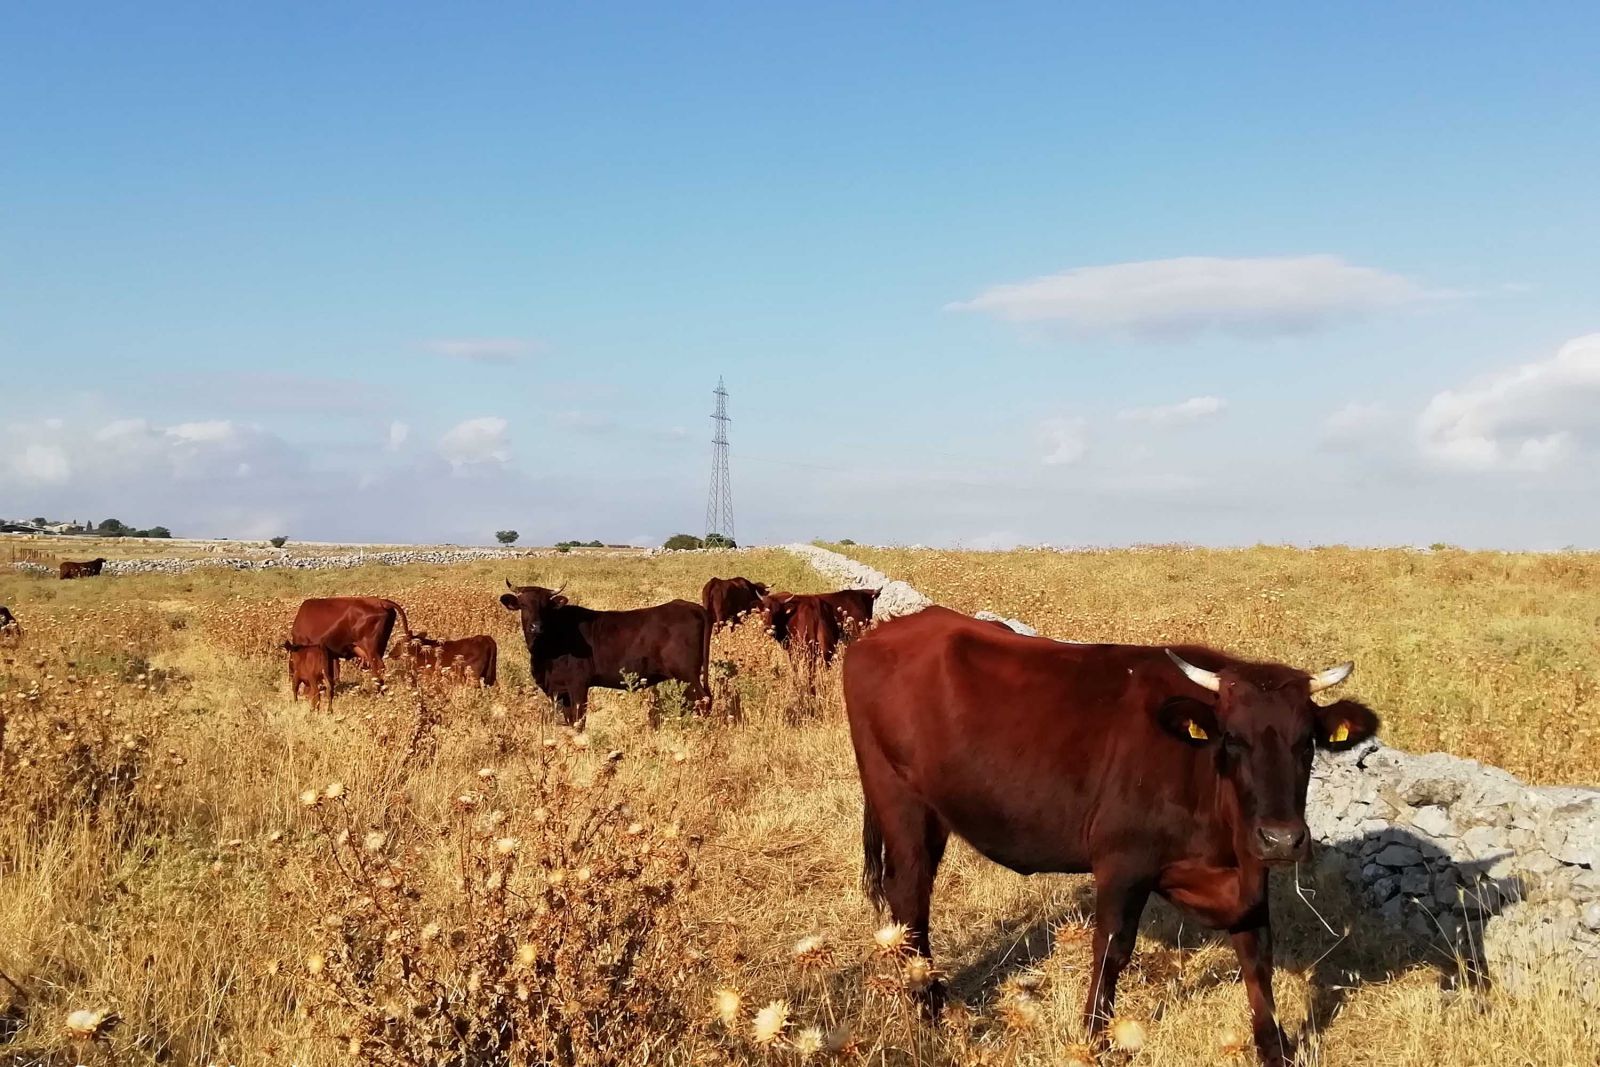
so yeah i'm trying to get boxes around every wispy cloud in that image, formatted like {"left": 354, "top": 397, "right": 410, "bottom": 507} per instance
{"left": 439, "top": 416, "right": 511, "bottom": 469}
{"left": 386, "top": 420, "right": 410, "bottom": 451}
{"left": 949, "top": 255, "right": 1437, "bottom": 341}
{"left": 556, "top": 410, "right": 616, "bottom": 433}
{"left": 1037, "top": 416, "right": 1089, "bottom": 466}
{"left": 1418, "top": 333, "right": 1600, "bottom": 472}
{"left": 1118, "top": 396, "right": 1226, "bottom": 424}
{"left": 426, "top": 338, "right": 539, "bottom": 364}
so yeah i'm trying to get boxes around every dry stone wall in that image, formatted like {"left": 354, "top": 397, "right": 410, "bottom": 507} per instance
{"left": 783, "top": 544, "right": 1600, "bottom": 996}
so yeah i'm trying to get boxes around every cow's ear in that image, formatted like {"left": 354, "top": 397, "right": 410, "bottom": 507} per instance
{"left": 550, "top": 594, "right": 568, "bottom": 607}
{"left": 1155, "top": 695, "right": 1220, "bottom": 746}
{"left": 1315, "top": 699, "right": 1379, "bottom": 751}
{"left": 499, "top": 593, "right": 521, "bottom": 610}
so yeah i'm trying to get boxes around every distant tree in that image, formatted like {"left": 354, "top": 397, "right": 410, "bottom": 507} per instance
{"left": 663, "top": 533, "right": 703, "bottom": 551}
{"left": 31, "top": 516, "right": 47, "bottom": 526}
{"left": 97, "top": 518, "right": 128, "bottom": 536}
{"left": 838, "top": 538, "right": 856, "bottom": 545}
{"left": 557, "top": 544, "right": 571, "bottom": 553}
{"left": 704, "top": 532, "right": 736, "bottom": 549}
{"left": 138, "top": 527, "right": 173, "bottom": 539}
{"left": 495, "top": 530, "right": 519, "bottom": 545}
{"left": 270, "top": 536, "right": 289, "bottom": 548}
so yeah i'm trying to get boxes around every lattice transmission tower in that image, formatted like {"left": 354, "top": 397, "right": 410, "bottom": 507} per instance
{"left": 704, "top": 377, "right": 735, "bottom": 543}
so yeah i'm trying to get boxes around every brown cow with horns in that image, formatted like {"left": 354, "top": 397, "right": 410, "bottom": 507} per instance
{"left": 59, "top": 558, "right": 108, "bottom": 580}
{"left": 500, "top": 582, "right": 711, "bottom": 727}
{"left": 842, "top": 607, "right": 1378, "bottom": 1066}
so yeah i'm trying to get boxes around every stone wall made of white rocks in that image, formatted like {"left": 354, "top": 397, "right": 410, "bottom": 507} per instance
{"left": 782, "top": 544, "right": 1600, "bottom": 996}
{"left": 11, "top": 547, "right": 535, "bottom": 577}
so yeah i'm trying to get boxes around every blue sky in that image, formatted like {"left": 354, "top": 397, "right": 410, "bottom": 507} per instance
{"left": 4, "top": 3, "right": 1598, "bottom": 547}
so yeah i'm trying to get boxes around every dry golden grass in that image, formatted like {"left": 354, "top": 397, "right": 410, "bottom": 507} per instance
{"left": 830, "top": 544, "right": 1600, "bottom": 785}
{"left": 1, "top": 547, "right": 1594, "bottom": 1066}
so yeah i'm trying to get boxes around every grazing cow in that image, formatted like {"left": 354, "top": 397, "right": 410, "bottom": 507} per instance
{"left": 287, "top": 596, "right": 412, "bottom": 684}
{"left": 817, "top": 588, "right": 880, "bottom": 637}
{"left": 59, "top": 558, "right": 108, "bottom": 580}
{"left": 700, "top": 576, "right": 770, "bottom": 630}
{"left": 499, "top": 582, "right": 710, "bottom": 727}
{"left": 392, "top": 632, "right": 498, "bottom": 687}
{"left": 282, "top": 641, "right": 338, "bottom": 708}
{"left": 842, "top": 607, "right": 1378, "bottom": 1066}
{"left": 765, "top": 593, "right": 844, "bottom": 679}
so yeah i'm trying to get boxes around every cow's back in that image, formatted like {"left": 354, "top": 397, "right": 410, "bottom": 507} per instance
{"left": 290, "top": 596, "right": 397, "bottom": 650}
{"left": 844, "top": 606, "right": 1199, "bottom": 874}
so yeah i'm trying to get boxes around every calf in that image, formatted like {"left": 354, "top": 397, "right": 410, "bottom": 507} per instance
{"left": 282, "top": 641, "right": 338, "bottom": 709}
{"left": 499, "top": 582, "right": 710, "bottom": 727}
{"left": 393, "top": 632, "right": 498, "bottom": 686}
{"left": 765, "top": 592, "right": 843, "bottom": 683}
{"left": 701, "top": 576, "right": 770, "bottom": 630}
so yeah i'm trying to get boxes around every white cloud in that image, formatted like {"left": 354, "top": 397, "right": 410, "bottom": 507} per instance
{"left": 427, "top": 339, "right": 537, "bottom": 364}
{"left": 387, "top": 420, "right": 410, "bottom": 451}
{"left": 12, "top": 444, "right": 71, "bottom": 484}
{"left": 167, "top": 420, "right": 237, "bottom": 444}
{"left": 1118, "top": 396, "right": 1226, "bottom": 424}
{"left": 439, "top": 416, "right": 511, "bottom": 469}
{"left": 1418, "top": 333, "right": 1600, "bottom": 472}
{"left": 557, "top": 410, "right": 616, "bottom": 433}
{"left": 949, "top": 255, "right": 1433, "bottom": 340}
{"left": 1320, "top": 402, "right": 1394, "bottom": 451}
{"left": 1037, "top": 417, "right": 1088, "bottom": 466}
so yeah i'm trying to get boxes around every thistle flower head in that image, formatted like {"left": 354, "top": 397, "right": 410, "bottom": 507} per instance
{"left": 711, "top": 988, "right": 741, "bottom": 1028}
{"left": 751, "top": 999, "right": 789, "bottom": 1045}
{"left": 1110, "top": 1018, "right": 1147, "bottom": 1052}
{"left": 873, "top": 922, "right": 910, "bottom": 954}
{"left": 323, "top": 781, "right": 345, "bottom": 800}
{"left": 793, "top": 1026, "right": 824, "bottom": 1060}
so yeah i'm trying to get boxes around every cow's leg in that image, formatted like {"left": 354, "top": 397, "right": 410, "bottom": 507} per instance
{"left": 1231, "top": 903, "right": 1291, "bottom": 1067}
{"left": 861, "top": 760, "right": 950, "bottom": 1012}
{"left": 569, "top": 686, "right": 590, "bottom": 730}
{"left": 1083, "top": 867, "right": 1151, "bottom": 1037}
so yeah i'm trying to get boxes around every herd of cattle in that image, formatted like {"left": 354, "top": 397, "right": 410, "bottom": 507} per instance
{"left": 276, "top": 576, "right": 880, "bottom": 722}
{"left": 14, "top": 561, "right": 1381, "bottom": 1065}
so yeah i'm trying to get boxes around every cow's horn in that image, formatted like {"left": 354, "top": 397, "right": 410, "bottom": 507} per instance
{"left": 1165, "top": 650, "right": 1221, "bottom": 693}
{"left": 505, "top": 579, "right": 515, "bottom": 591}
{"left": 1308, "top": 661, "right": 1354, "bottom": 693}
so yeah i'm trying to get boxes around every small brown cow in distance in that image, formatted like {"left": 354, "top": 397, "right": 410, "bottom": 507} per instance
{"left": 500, "top": 582, "right": 710, "bottom": 727}
{"left": 59, "top": 558, "right": 108, "bottom": 580}
{"left": 282, "top": 641, "right": 338, "bottom": 708}
{"left": 391, "top": 632, "right": 498, "bottom": 687}
{"left": 0, "top": 605, "right": 20, "bottom": 642}
{"left": 700, "top": 576, "right": 769, "bottom": 630}
{"left": 286, "top": 596, "right": 412, "bottom": 688}
{"left": 843, "top": 606, "right": 1379, "bottom": 1066}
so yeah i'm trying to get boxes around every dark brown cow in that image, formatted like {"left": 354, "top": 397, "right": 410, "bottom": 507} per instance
{"left": 765, "top": 593, "right": 844, "bottom": 680}
{"left": 0, "top": 605, "right": 19, "bottom": 641}
{"left": 700, "top": 576, "right": 770, "bottom": 630}
{"left": 817, "top": 587, "right": 879, "bottom": 637}
{"left": 392, "top": 632, "right": 498, "bottom": 687}
{"left": 287, "top": 596, "right": 412, "bottom": 684}
{"left": 59, "top": 558, "right": 108, "bottom": 580}
{"left": 499, "top": 582, "right": 710, "bottom": 727}
{"left": 282, "top": 641, "right": 338, "bottom": 708}
{"left": 843, "top": 607, "right": 1378, "bottom": 1066}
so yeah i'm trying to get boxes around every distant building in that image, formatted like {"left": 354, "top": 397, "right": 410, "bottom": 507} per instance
{"left": 45, "top": 522, "right": 85, "bottom": 534}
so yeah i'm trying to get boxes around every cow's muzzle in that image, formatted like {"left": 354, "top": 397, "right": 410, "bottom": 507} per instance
{"left": 1253, "top": 823, "right": 1309, "bottom": 864}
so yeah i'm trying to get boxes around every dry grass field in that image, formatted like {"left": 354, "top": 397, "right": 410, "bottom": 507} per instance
{"left": 0, "top": 547, "right": 1594, "bottom": 1066}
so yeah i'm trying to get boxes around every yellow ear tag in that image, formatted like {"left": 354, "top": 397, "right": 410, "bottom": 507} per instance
{"left": 1187, "top": 720, "right": 1209, "bottom": 741}
{"left": 1329, "top": 722, "right": 1350, "bottom": 744}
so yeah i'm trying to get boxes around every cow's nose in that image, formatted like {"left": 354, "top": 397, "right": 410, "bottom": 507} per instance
{"left": 1255, "top": 824, "right": 1308, "bottom": 862}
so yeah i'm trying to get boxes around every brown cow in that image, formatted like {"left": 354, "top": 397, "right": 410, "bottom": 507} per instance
{"left": 817, "top": 587, "right": 879, "bottom": 637}
{"left": 287, "top": 596, "right": 412, "bottom": 685}
{"left": 843, "top": 607, "right": 1378, "bottom": 1066}
{"left": 282, "top": 641, "right": 338, "bottom": 708}
{"left": 59, "top": 558, "right": 108, "bottom": 580}
{"left": 700, "top": 576, "right": 770, "bottom": 630}
{"left": 0, "top": 605, "right": 20, "bottom": 642}
{"left": 392, "top": 632, "right": 498, "bottom": 687}
{"left": 765, "top": 593, "right": 843, "bottom": 681}
{"left": 499, "top": 582, "right": 710, "bottom": 727}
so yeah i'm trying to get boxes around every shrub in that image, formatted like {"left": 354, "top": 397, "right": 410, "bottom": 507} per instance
{"left": 703, "top": 533, "right": 736, "bottom": 549}
{"left": 496, "top": 530, "right": 519, "bottom": 545}
{"left": 662, "top": 534, "right": 703, "bottom": 551}
{"left": 838, "top": 538, "right": 856, "bottom": 546}
{"left": 270, "top": 536, "right": 289, "bottom": 549}
{"left": 299, "top": 738, "right": 703, "bottom": 1066}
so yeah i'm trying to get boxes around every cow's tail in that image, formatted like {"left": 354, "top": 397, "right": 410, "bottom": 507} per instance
{"left": 387, "top": 600, "right": 414, "bottom": 639}
{"left": 861, "top": 795, "right": 888, "bottom": 911}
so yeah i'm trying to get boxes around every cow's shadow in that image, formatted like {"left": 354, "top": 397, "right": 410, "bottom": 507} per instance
{"left": 943, "top": 825, "right": 1525, "bottom": 1033}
